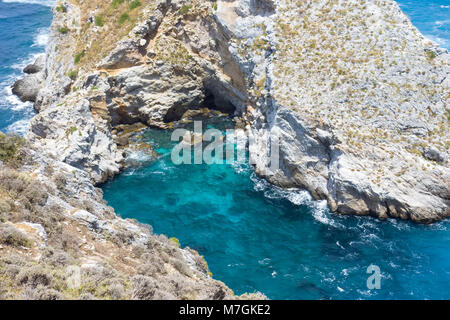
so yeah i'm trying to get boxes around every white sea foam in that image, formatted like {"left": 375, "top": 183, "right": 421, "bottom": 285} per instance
{"left": 2, "top": 0, "right": 56, "bottom": 7}
{"left": 31, "top": 27, "right": 49, "bottom": 47}
{"left": 258, "top": 258, "right": 271, "bottom": 266}
{"left": 0, "top": 78, "right": 32, "bottom": 111}
{"left": 435, "top": 19, "right": 450, "bottom": 26}
{"left": 283, "top": 189, "right": 312, "bottom": 205}
{"left": 11, "top": 52, "right": 43, "bottom": 71}
{"left": 6, "top": 119, "right": 30, "bottom": 135}
{"left": 424, "top": 33, "right": 449, "bottom": 49}
{"left": 1, "top": 27, "right": 48, "bottom": 116}
{"left": 311, "top": 200, "right": 344, "bottom": 228}
{"left": 0, "top": 36, "right": 46, "bottom": 135}
{"left": 249, "top": 171, "right": 345, "bottom": 227}
{"left": 126, "top": 151, "right": 153, "bottom": 163}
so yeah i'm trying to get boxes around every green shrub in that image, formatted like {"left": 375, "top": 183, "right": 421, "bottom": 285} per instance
{"left": 425, "top": 50, "right": 436, "bottom": 60}
{"left": 22, "top": 183, "right": 48, "bottom": 207}
{"left": 172, "top": 259, "right": 191, "bottom": 276}
{"left": 169, "top": 237, "right": 180, "bottom": 247}
{"left": 95, "top": 16, "right": 104, "bottom": 27}
{"left": 16, "top": 266, "right": 53, "bottom": 288}
{"left": 0, "top": 133, "right": 25, "bottom": 166}
{"left": 131, "top": 275, "right": 157, "bottom": 300}
{"left": 179, "top": 5, "right": 192, "bottom": 15}
{"left": 57, "top": 26, "right": 69, "bottom": 34}
{"left": 21, "top": 285, "right": 62, "bottom": 300}
{"left": 55, "top": 5, "right": 65, "bottom": 13}
{"left": 119, "top": 13, "right": 130, "bottom": 24}
{"left": 66, "top": 126, "right": 78, "bottom": 136}
{"left": 74, "top": 50, "right": 85, "bottom": 64}
{"left": 0, "top": 169, "right": 28, "bottom": 197}
{"left": 111, "top": 0, "right": 125, "bottom": 8}
{"left": 68, "top": 70, "right": 77, "bottom": 80}
{"left": 53, "top": 174, "right": 67, "bottom": 192}
{"left": 129, "top": 0, "right": 141, "bottom": 10}
{"left": 0, "top": 199, "right": 12, "bottom": 217}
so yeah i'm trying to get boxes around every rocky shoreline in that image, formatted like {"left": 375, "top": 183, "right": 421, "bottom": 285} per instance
{"left": 2, "top": 0, "right": 449, "bottom": 300}
{"left": 22, "top": 0, "right": 448, "bottom": 222}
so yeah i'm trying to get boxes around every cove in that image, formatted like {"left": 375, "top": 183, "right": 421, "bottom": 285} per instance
{"left": 102, "top": 120, "right": 450, "bottom": 300}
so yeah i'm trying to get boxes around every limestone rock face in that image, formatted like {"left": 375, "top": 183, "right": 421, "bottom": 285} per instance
{"left": 23, "top": 54, "right": 45, "bottom": 74}
{"left": 216, "top": 0, "right": 450, "bottom": 222}
{"left": 28, "top": 97, "right": 123, "bottom": 184}
{"left": 3, "top": 1, "right": 267, "bottom": 296}
{"left": 12, "top": 55, "right": 46, "bottom": 102}
{"left": 15, "top": 0, "right": 450, "bottom": 225}
{"left": 11, "top": 74, "right": 43, "bottom": 102}
{"left": 34, "top": 3, "right": 80, "bottom": 111}
{"left": 0, "top": 141, "right": 261, "bottom": 299}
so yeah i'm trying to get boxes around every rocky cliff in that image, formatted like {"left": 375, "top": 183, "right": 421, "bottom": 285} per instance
{"left": 1, "top": 1, "right": 272, "bottom": 299}
{"left": 0, "top": 131, "right": 263, "bottom": 299}
{"left": 22, "top": 0, "right": 448, "bottom": 222}
{"left": 3, "top": 0, "right": 450, "bottom": 299}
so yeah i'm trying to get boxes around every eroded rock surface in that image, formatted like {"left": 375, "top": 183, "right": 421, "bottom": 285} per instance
{"left": 0, "top": 135, "right": 262, "bottom": 300}
{"left": 12, "top": 54, "right": 46, "bottom": 103}
{"left": 6, "top": 0, "right": 450, "bottom": 301}
{"left": 10, "top": 2, "right": 450, "bottom": 283}
{"left": 33, "top": 0, "right": 446, "bottom": 222}
{"left": 21, "top": 0, "right": 450, "bottom": 224}
{"left": 218, "top": 0, "right": 450, "bottom": 223}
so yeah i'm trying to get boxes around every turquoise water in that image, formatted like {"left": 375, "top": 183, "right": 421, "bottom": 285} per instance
{"left": 0, "top": 0, "right": 449, "bottom": 300}
{"left": 101, "top": 2, "right": 450, "bottom": 299}
{"left": 102, "top": 123, "right": 450, "bottom": 300}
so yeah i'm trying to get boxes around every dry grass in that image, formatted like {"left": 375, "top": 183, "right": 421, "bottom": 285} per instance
{"left": 68, "top": 0, "right": 153, "bottom": 70}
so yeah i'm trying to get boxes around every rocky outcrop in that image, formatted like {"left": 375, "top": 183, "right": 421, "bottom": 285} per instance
{"left": 2, "top": 1, "right": 270, "bottom": 300}
{"left": 23, "top": 54, "right": 45, "bottom": 74}
{"left": 19, "top": 0, "right": 449, "bottom": 224}
{"left": 11, "top": 54, "right": 46, "bottom": 103}
{"left": 29, "top": 97, "right": 123, "bottom": 184}
{"left": 0, "top": 133, "right": 263, "bottom": 299}
{"left": 217, "top": 0, "right": 449, "bottom": 223}
{"left": 12, "top": 0, "right": 450, "bottom": 226}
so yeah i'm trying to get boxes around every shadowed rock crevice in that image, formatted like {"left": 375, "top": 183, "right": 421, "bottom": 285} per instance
{"left": 162, "top": 86, "right": 237, "bottom": 123}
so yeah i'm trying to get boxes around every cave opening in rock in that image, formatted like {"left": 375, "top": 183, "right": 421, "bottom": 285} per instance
{"left": 201, "top": 88, "right": 237, "bottom": 114}
{"left": 163, "top": 87, "right": 237, "bottom": 123}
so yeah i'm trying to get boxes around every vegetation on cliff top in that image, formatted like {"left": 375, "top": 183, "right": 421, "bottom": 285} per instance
{"left": 59, "top": 0, "right": 148, "bottom": 70}
{"left": 0, "top": 133, "right": 26, "bottom": 167}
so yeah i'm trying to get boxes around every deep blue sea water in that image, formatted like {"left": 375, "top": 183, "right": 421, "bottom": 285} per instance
{"left": 1, "top": 0, "right": 449, "bottom": 300}
{"left": 0, "top": 0, "right": 53, "bottom": 134}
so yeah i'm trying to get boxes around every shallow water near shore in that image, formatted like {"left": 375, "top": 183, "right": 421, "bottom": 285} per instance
{"left": 102, "top": 123, "right": 450, "bottom": 300}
